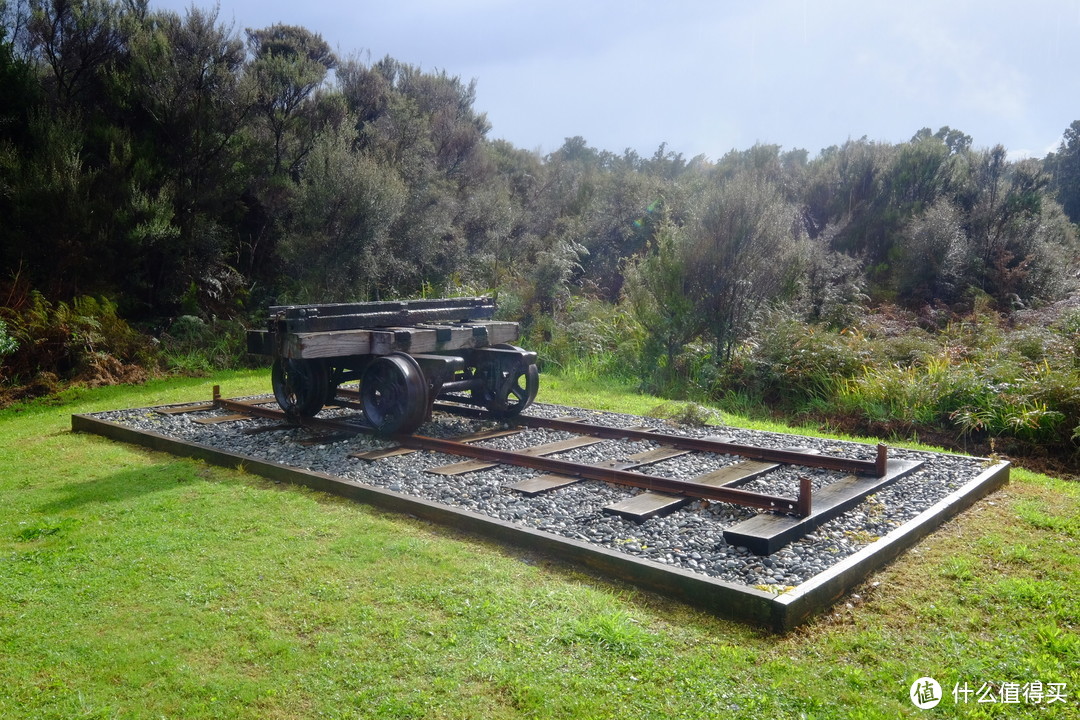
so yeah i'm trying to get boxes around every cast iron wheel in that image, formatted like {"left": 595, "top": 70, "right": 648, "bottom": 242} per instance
{"left": 272, "top": 357, "right": 329, "bottom": 418}
{"left": 474, "top": 344, "right": 539, "bottom": 418}
{"left": 361, "top": 352, "right": 428, "bottom": 435}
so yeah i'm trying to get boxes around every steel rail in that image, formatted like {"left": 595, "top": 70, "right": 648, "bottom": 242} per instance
{"left": 389, "top": 433, "right": 809, "bottom": 515}
{"left": 427, "top": 400, "right": 887, "bottom": 477}
{"left": 332, "top": 390, "right": 884, "bottom": 477}
{"left": 213, "top": 391, "right": 811, "bottom": 516}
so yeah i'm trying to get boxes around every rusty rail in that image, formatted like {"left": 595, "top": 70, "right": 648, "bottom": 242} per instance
{"left": 425, "top": 400, "right": 886, "bottom": 477}
{"left": 212, "top": 389, "right": 814, "bottom": 516}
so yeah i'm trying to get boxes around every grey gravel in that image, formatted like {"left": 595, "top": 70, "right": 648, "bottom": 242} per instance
{"left": 92, "top": 397, "right": 991, "bottom": 588}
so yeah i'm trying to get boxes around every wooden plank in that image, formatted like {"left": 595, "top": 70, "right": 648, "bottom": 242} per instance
{"left": 381, "top": 326, "right": 501, "bottom": 353}
{"left": 411, "top": 324, "right": 479, "bottom": 347}
{"left": 277, "top": 298, "right": 498, "bottom": 332}
{"left": 479, "top": 321, "right": 522, "bottom": 346}
{"left": 283, "top": 308, "right": 500, "bottom": 334}
{"left": 605, "top": 452, "right": 821, "bottom": 522}
{"left": 193, "top": 413, "right": 250, "bottom": 425}
{"left": 429, "top": 459, "right": 503, "bottom": 476}
{"left": 723, "top": 459, "right": 925, "bottom": 555}
{"left": 273, "top": 297, "right": 494, "bottom": 321}
{"left": 695, "top": 460, "right": 780, "bottom": 488}
{"left": 155, "top": 403, "right": 215, "bottom": 415}
{"left": 428, "top": 436, "right": 603, "bottom": 476}
{"left": 280, "top": 321, "right": 521, "bottom": 359}
{"left": 350, "top": 428, "right": 524, "bottom": 461}
{"left": 510, "top": 446, "right": 687, "bottom": 497}
{"left": 509, "top": 474, "right": 581, "bottom": 495}
{"left": 452, "top": 428, "right": 526, "bottom": 443}
{"left": 231, "top": 397, "right": 280, "bottom": 407}
{"left": 602, "top": 459, "right": 778, "bottom": 522}
{"left": 276, "top": 297, "right": 498, "bottom": 332}
{"left": 350, "top": 446, "right": 416, "bottom": 460}
{"left": 604, "top": 491, "right": 685, "bottom": 520}
{"left": 625, "top": 447, "right": 688, "bottom": 463}
{"left": 282, "top": 329, "right": 382, "bottom": 359}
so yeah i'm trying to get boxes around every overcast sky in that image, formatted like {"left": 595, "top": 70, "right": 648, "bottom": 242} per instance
{"left": 151, "top": 0, "right": 1080, "bottom": 161}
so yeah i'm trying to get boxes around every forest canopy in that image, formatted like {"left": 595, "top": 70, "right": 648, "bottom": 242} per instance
{"left": 1, "top": 0, "right": 1078, "bottom": 379}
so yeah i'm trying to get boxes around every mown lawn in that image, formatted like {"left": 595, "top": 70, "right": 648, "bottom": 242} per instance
{"left": 0, "top": 370, "right": 1076, "bottom": 719}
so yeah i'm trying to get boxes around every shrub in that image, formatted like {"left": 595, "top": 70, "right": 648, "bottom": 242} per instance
{"left": 646, "top": 401, "right": 721, "bottom": 427}
{"left": 723, "top": 312, "right": 869, "bottom": 406}
{"left": 878, "top": 329, "right": 939, "bottom": 366}
{"left": 0, "top": 320, "right": 17, "bottom": 360}
{"left": 158, "top": 315, "right": 258, "bottom": 374}
{"left": 843, "top": 355, "right": 988, "bottom": 427}
{"left": 0, "top": 287, "right": 153, "bottom": 391}
{"left": 528, "top": 296, "right": 642, "bottom": 382}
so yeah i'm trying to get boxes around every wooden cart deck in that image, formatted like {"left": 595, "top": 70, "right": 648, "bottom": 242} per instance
{"left": 248, "top": 321, "right": 520, "bottom": 359}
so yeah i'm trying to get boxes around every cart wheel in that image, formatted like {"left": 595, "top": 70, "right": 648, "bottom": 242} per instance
{"left": 475, "top": 344, "right": 539, "bottom": 418}
{"left": 361, "top": 352, "right": 428, "bottom": 435}
{"left": 272, "top": 357, "right": 329, "bottom": 418}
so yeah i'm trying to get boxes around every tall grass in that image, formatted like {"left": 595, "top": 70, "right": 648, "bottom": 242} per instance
{"left": 526, "top": 297, "right": 641, "bottom": 385}
{"left": 157, "top": 315, "right": 258, "bottom": 375}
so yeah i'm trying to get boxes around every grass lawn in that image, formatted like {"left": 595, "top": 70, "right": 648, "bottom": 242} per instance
{"left": 0, "top": 369, "right": 1076, "bottom": 719}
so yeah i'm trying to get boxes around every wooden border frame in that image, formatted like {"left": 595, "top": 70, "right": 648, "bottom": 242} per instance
{"left": 71, "top": 410, "right": 1009, "bottom": 632}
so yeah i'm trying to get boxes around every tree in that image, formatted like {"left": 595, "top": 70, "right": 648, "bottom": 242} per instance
{"left": 962, "top": 147, "right": 1077, "bottom": 303}
{"left": 886, "top": 133, "right": 953, "bottom": 214}
{"left": 24, "top": 0, "right": 128, "bottom": 106}
{"left": 246, "top": 23, "right": 336, "bottom": 177}
{"left": 1048, "top": 119, "right": 1080, "bottom": 224}
{"left": 2, "top": 0, "right": 151, "bottom": 302}
{"left": 685, "top": 173, "right": 802, "bottom": 361}
{"left": 124, "top": 4, "right": 250, "bottom": 313}
{"left": 911, "top": 125, "right": 972, "bottom": 155}
{"left": 0, "top": 2, "right": 36, "bottom": 141}
{"left": 893, "top": 198, "right": 969, "bottom": 305}
{"left": 623, "top": 210, "right": 702, "bottom": 383}
{"left": 278, "top": 121, "right": 406, "bottom": 301}
{"left": 802, "top": 137, "right": 893, "bottom": 251}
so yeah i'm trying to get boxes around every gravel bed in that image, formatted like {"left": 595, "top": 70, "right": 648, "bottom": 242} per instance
{"left": 91, "top": 398, "right": 991, "bottom": 588}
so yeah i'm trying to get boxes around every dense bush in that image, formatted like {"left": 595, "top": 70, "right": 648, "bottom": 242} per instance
{"left": 736, "top": 306, "right": 1080, "bottom": 462}
{"left": 157, "top": 315, "right": 259, "bottom": 375}
{"left": 0, "top": 278, "right": 265, "bottom": 403}
{"left": 527, "top": 296, "right": 641, "bottom": 384}
{"left": 724, "top": 311, "right": 871, "bottom": 404}
{"left": 545, "top": 294, "right": 1080, "bottom": 469}
{"left": 0, "top": 284, "right": 153, "bottom": 396}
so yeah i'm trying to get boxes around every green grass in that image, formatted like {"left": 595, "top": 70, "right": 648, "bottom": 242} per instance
{"left": 1, "top": 369, "right": 1077, "bottom": 718}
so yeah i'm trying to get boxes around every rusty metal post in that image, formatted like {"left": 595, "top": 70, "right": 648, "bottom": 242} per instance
{"left": 212, "top": 385, "right": 221, "bottom": 404}
{"left": 797, "top": 475, "right": 812, "bottom": 518}
{"left": 875, "top": 444, "right": 888, "bottom": 477}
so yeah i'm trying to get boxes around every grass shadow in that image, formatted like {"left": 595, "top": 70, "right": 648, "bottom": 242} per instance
{"left": 37, "top": 460, "right": 202, "bottom": 514}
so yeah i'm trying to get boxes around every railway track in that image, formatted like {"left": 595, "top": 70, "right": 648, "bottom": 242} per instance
{"left": 164, "top": 386, "right": 925, "bottom": 554}
{"left": 75, "top": 386, "right": 1006, "bottom": 627}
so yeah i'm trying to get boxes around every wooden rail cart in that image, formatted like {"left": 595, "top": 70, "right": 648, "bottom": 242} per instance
{"left": 246, "top": 297, "right": 538, "bottom": 435}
